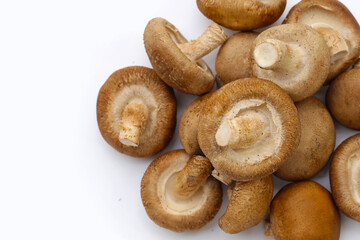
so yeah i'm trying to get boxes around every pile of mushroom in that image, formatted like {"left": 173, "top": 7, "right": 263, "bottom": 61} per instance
{"left": 97, "top": 0, "right": 360, "bottom": 238}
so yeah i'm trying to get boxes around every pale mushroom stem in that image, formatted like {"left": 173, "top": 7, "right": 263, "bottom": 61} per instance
{"left": 215, "top": 115, "right": 264, "bottom": 149}
{"left": 173, "top": 156, "right": 212, "bottom": 199}
{"left": 119, "top": 99, "right": 148, "bottom": 147}
{"left": 311, "top": 24, "right": 349, "bottom": 63}
{"left": 177, "top": 23, "right": 227, "bottom": 62}
{"left": 253, "top": 39, "right": 302, "bottom": 71}
{"left": 264, "top": 220, "right": 275, "bottom": 238}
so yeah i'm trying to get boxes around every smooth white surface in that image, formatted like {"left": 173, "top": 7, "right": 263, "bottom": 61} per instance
{"left": 0, "top": 0, "right": 359, "bottom": 239}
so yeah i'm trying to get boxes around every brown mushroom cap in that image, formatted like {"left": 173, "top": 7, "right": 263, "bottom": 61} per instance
{"left": 326, "top": 68, "right": 360, "bottom": 130}
{"left": 330, "top": 134, "right": 360, "bottom": 222}
{"left": 141, "top": 149, "right": 222, "bottom": 232}
{"left": 284, "top": 0, "right": 360, "bottom": 83}
{"left": 198, "top": 78, "right": 300, "bottom": 182}
{"left": 275, "top": 97, "right": 335, "bottom": 181}
{"left": 251, "top": 23, "right": 330, "bottom": 102}
{"left": 215, "top": 32, "right": 258, "bottom": 86}
{"left": 144, "top": 17, "right": 227, "bottom": 95}
{"left": 97, "top": 66, "right": 176, "bottom": 157}
{"left": 219, "top": 175, "right": 273, "bottom": 234}
{"left": 269, "top": 181, "right": 340, "bottom": 240}
{"left": 179, "top": 92, "right": 213, "bottom": 155}
{"left": 196, "top": 0, "right": 286, "bottom": 31}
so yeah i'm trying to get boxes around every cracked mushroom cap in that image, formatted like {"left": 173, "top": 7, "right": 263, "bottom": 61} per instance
{"left": 216, "top": 32, "right": 258, "bottom": 86}
{"left": 144, "top": 18, "right": 227, "bottom": 95}
{"left": 330, "top": 134, "right": 360, "bottom": 222}
{"left": 284, "top": 0, "right": 360, "bottom": 83}
{"left": 196, "top": 0, "right": 286, "bottom": 31}
{"left": 268, "top": 181, "right": 340, "bottom": 240}
{"left": 326, "top": 68, "right": 360, "bottom": 130}
{"left": 275, "top": 97, "right": 335, "bottom": 181}
{"left": 251, "top": 23, "right": 330, "bottom": 102}
{"left": 97, "top": 66, "right": 176, "bottom": 158}
{"left": 198, "top": 78, "right": 300, "bottom": 182}
{"left": 141, "top": 150, "right": 222, "bottom": 232}
{"left": 219, "top": 175, "right": 273, "bottom": 234}
{"left": 179, "top": 92, "right": 213, "bottom": 156}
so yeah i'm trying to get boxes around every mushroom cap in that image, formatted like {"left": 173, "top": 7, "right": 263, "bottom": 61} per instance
{"left": 275, "top": 97, "right": 335, "bottom": 181}
{"left": 198, "top": 78, "right": 300, "bottom": 181}
{"left": 141, "top": 149, "right": 222, "bottom": 232}
{"left": 284, "top": 0, "right": 360, "bottom": 83}
{"left": 330, "top": 134, "right": 360, "bottom": 222}
{"left": 144, "top": 17, "right": 214, "bottom": 95}
{"left": 326, "top": 68, "right": 360, "bottom": 130}
{"left": 196, "top": 0, "right": 286, "bottom": 31}
{"left": 270, "top": 181, "right": 340, "bottom": 240}
{"left": 219, "top": 175, "right": 273, "bottom": 234}
{"left": 97, "top": 66, "right": 176, "bottom": 157}
{"left": 251, "top": 23, "right": 330, "bottom": 102}
{"left": 179, "top": 92, "right": 213, "bottom": 155}
{"left": 215, "top": 32, "right": 258, "bottom": 86}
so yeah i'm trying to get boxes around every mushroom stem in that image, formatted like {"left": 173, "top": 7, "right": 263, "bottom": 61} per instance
{"left": 311, "top": 23, "right": 349, "bottom": 63}
{"left": 177, "top": 23, "right": 227, "bottom": 61}
{"left": 264, "top": 220, "right": 275, "bottom": 238}
{"left": 119, "top": 99, "right": 148, "bottom": 147}
{"left": 173, "top": 156, "right": 212, "bottom": 199}
{"left": 215, "top": 115, "right": 265, "bottom": 149}
{"left": 253, "top": 39, "right": 303, "bottom": 71}
{"left": 212, "top": 169, "right": 233, "bottom": 185}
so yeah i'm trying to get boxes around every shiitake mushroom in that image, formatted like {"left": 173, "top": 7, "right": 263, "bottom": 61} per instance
{"left": 198, "top": 78, "right": 300, "bottom": 182}
{"left": 330, "top": 134, "right": 360, "bottom": 222}
{"left": 141, "top": 150, "right": 222, "bottom": 232}
{"left": 97, "top": 66, "right": 176, "bottom": 157}
{"left": 267, "top": 181, "right": 340, "bottom": 240}
{"left": 144, "top": 18, "right": 227, "bottom": 95}
{"left": 326, "top": 68, "right": 360, "bottom": 130}
{"left": 284, "top": 0, "right": 360, "bottom": 83}
{"left": 251, "top": 24, "right": 330, "bottom": 102}
{"left": 275, "top": 97, "right": 335, "bottom": 181}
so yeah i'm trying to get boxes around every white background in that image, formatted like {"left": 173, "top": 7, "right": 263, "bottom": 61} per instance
{"left": 0, "top": 0, "right": 359, "bottom": 239}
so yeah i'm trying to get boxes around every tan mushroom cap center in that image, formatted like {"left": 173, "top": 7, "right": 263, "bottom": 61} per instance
{"left": 312, "top": 23, "right": 349, "bottom": 62}
{"left": 119, "top": 99, "right": 148, "bottom": 147}
{"left": 158, "top": 155, "right": 212, "bottom": 214}
{"left": 216, "top": 115, "right": 265, "bottom": 149}
{"left": 296, "top": 6, "right": 352, "bottom": 63}
{"left": 214, "top": 99, "right": 282, "bottom": 165}
{"left": 348, "top": 151, "right": 360, "bottom": 204}
{"left": 177, "top": 23, "right": 227, "bottom": 62}
{"left": 254, "top": 39, "right": 305, "bottom": 72}
{"left": 111, "top": 85, "right": 158, "bottom": 147}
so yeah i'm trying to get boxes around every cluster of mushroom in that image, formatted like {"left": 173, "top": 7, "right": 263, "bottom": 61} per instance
{"left": 97, "top": 0, "right": 360, "bottom": 238}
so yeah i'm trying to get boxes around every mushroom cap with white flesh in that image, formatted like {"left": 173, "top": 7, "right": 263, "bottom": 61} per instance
{"left": 219, "top": 175, "right": 273, "bottom": 234}
{"left": 284, "top": 0, "right": 360, "bottom": 84}
{"left": 97, "top": 66, "right": 176, "bottom": 158}
{"left": 144, "top": 17, "right": 227, "bottom": 95}
{"left": 268, "top": 181, "right": 340, "bottom": 240}
{"left": 141, "top": 150, "right": 222, "bottom": 232}
{"left": 196, "top": 0, "right": 286, "bottom": 31}
{"left": 179, "top": 92, "right": 213, "bottom": 156}
{"left": 216, "top": 32, "right": 258, "bottom": 86}
{"left": 251, "top": 23, "right": 330, "bottom": 102}
{"left": 330, "top": 134, "right": 360, "bottom": 222}
{"left": 275, "top": 97, "right": 335, "bottom": 181}
{"left": 198, "top": 78, "right": 300, "bottom": 182}
{"left": 326, "top": 68, "right": 360, "bottom": 130}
